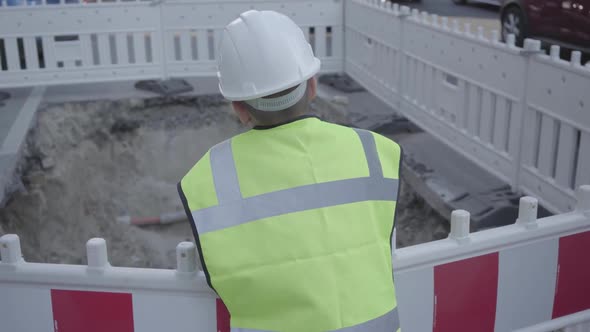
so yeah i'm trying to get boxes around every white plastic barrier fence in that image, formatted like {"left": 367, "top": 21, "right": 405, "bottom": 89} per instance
{"left": 393, "top": 185, "right": 590, "bottom": 332}
{"left": 0, "top": 236, "right": 221, "bottom": 332}
{"left": 344, "top": 0, "right": 590, "bottom": 215}
{"left": 2, "top": 185, "right": 590, "bottom": 332}
{"left": 0, "top": 0, "right": 344, "bottom": 87}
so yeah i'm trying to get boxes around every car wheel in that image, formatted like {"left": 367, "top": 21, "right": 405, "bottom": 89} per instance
{"left": 452, "top": 0, "right": 467, "bottom": 4}
{"left": 502, "top": 6, "right": 526, "bottom": 46}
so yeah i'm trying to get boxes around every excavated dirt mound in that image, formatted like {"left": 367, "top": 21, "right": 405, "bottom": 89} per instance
{"left": 0, "top": 95, "right": 447, "bottom": 268}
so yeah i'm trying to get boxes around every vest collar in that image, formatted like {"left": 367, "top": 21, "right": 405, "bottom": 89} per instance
{"left": 252, "top": 115, "right": 320, "bottom": 130}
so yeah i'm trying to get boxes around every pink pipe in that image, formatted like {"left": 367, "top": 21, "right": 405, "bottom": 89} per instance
{"left": 117, "top": 211, "right": 186, "bottom": 226}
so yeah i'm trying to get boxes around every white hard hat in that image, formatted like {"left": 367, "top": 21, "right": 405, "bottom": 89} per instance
{"left": 217, "top": 10, "right": 321, "bottom": 107}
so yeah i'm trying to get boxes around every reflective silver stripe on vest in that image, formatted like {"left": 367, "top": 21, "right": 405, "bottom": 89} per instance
{"left": 355, "top": 128, "right": 383, "bottom": 178}
{"left": 193, "top": 177, "right": 398, "bottom": 233}
{"left": 209, "top": 138, "right": 242, "bottom": 203}
{"left": 230, "top": 308, "right": 400, "bottom": 332}
{"left": 194, "top": 128, "right": 398, "bottom": 234}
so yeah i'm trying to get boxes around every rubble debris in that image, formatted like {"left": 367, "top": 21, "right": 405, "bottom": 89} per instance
{"left": 331, "top": 95, "right": 349, "bottom": 105}
{"left": 319, "top": 74, "right": 365, "bottom": 93}
{"left": 134, "top": 79, "right": 194, "bottom": 96}
{"left": 110, "top": 119, "right": 141, "bottom": 135}
{"left": 41, "top": 157, "right": 55, "bottom": 170}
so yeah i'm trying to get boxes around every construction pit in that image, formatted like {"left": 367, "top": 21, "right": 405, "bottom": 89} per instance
{"left": 0, "top": 92, "right": 448, "bottom": 268}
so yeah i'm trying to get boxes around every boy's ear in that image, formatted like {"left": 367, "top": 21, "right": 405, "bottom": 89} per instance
{"left": 307, "top": 77, "right": 317, "bottom": 102}
{"left": 232, "top": 101, "right": 252, "bottom": 125}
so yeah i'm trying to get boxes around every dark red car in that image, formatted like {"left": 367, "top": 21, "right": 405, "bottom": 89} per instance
{"left": 501, "top": 0, "right": 590, "bottom": 53}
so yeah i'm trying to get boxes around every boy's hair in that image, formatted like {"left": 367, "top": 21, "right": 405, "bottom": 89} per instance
{"left": 241, "top": 84, "right": 310, "bottom": 125}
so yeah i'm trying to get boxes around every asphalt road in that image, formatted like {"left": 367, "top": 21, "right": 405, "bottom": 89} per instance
{"left": 394, "top": 0, "right": 502, "bottom": 35}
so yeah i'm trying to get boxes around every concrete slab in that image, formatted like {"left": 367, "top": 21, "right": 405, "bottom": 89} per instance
{"left": 0, "top": 153, "right": 18, "bottom": 207}
{"left": 43, "top": 77, "right": 219, "bottom": 104}
{"left": 0, "top": 86, "right": 45, "bottom": 207}
{"left": 398, "top": 132, "right": 525, "bottom": 230}
{"left": 376, "top": 116, "right": 552, "bottom": 230}
{"left": 1, "top": 87, "right": 44, "bottom": 155}
{"left": 0, "top": 88, "right": 32, "bottom": 144}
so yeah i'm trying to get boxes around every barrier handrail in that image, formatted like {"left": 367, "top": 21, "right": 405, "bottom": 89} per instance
{"left": 0, "top": 235, "right": 214, "bottom": 295}
{"left": 515, "top": 309, "right": 590, "bottom": 332}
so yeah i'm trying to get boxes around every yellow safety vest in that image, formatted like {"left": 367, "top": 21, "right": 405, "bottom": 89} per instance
{"left": 178, "top": 117, "right": 402, "bottom": 332}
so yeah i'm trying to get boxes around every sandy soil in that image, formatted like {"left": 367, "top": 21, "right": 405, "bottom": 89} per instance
{"left": 0, "top": 96, "right": 242, "bottom": 268}
{"left": 0, "top": 95, "right": 447, "bottom": 268}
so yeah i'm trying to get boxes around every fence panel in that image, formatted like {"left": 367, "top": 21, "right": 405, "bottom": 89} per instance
{"left": 160, "top": 0, "right": 344, "bottom": 78}
{"left": 345, "top": 1, "right": 403, "bottom": 113}
{"left": 400, "top": 11, "right": 528, "bottom": 189}
{"left": 0, "top": 4, "right": 162, "bottom": 87}
{"left": 344, "top": 0, "right": 590, "bottom": 214}
{"left": 345, "top": 0, "right": 524, "bottom": 191}
{"left": 519, "top": 54, "right": 590, "bottom": 212}
{"left": 0, "top": 0, "right": 344, "bottom": 87}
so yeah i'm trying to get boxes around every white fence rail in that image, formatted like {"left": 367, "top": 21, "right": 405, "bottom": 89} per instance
{"left": 345, "top": 0, "right": 590, "bottom": 214}
{"left": 2, "top": 186, "right": 590, "bottom": 331}
{"left": 0, "top": 0, "right": 344, "bottom": 87}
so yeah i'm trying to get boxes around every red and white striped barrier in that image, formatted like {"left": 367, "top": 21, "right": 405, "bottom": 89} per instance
{"left": 0, "top": 237, "right": 222, "bottom": 332}
{"left": 394, "top": 186, "right": 590, "bottom": 332}
{"left": 1, "top": 186, "right": 590, "bottom": 332}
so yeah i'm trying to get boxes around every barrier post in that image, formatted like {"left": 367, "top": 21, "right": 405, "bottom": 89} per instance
{"left": 155, "top": 0, "right": 169, "bottom": 79}
{"left": 0, "top": 234, "right": 24, "bottom": 264}
{"left": 449, "top": 210, "right": 470, "bottom": 244}
{"left": 397, "top": 6, "right": 411, "bottom": 106}
{"left": 463, "top": 23, "right": 472, "bottom": 37}
{"left": 491, "top": 30, "right": 499, "bottom": 43}
{"left": 516, "top": 196, "right": 538, "bottom": 229}
{"left": 570, "top": 51, "right": 582, "bottom": 67}
{"left": 86, "top": 238, "right": 110, "bottom": 269}
{"left": 477, "top": 26, "right": 486, "bottom": 40}
{"left": 550, "top": 45, "right": 561, "bottom": 61}
{"left": 576, "top": 185, "right": 590, "bottom": 213}
{"left": 176, "top": 242, "right": 197, "bottom": 273}
{"left": 512, "top": 38, "right": 543, "bottom": 192}
{"left": 441, "top": 17, "right": 449, "bottom": 31}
